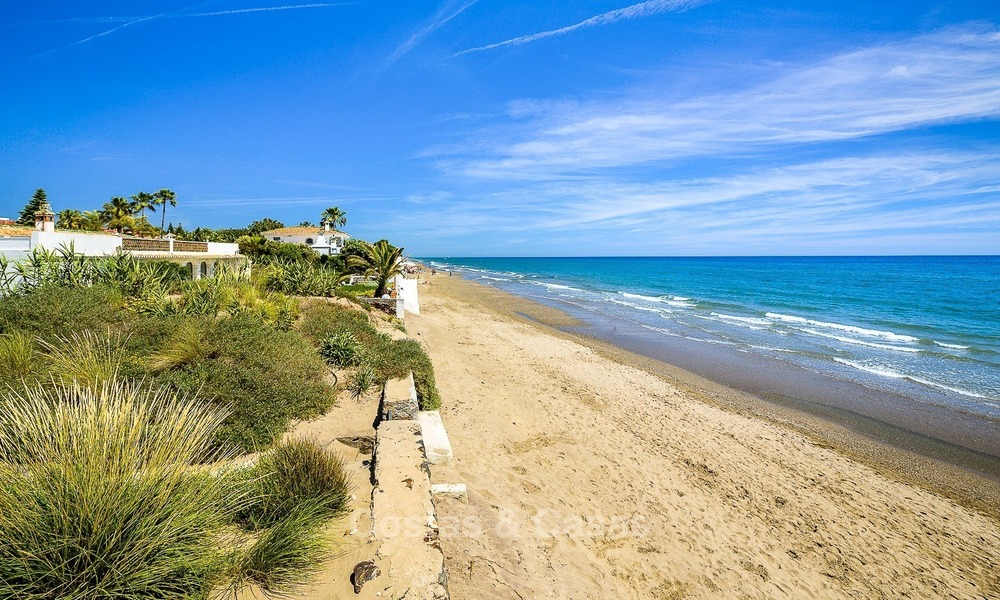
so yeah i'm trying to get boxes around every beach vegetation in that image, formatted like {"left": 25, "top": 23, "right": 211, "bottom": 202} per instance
{"left": 0, "top": 332, "right": 39, "bottom": 384}
{"left": 0, "top": 381, "right": 238, "bottom": 599}
{"left": 346, "top": 239, "right": 404, "bottom": 297}
{"left": 154, "top": 317, "right": 334, "bottom": 452}
{"left": 319, "top": 330, "right": 361, "bottom": 367}
{"left": 237, "top": 438, "right": 352, "bottom": 530}
{"left": 39, "top": 330, "right": 129, "bottom": 389}
{"left": 0, "top": 381, "right": 349, "bottom": 599}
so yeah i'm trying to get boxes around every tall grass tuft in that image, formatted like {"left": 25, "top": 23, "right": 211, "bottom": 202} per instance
{"left": 148, "top": 321, "right": 211, "bottom": 372}
{"left": 228, "top": 500, "right": 330, "bottom": 596}
{"left": 0, "top": 332, "right": 38, "bottom": 381}
{"left": 39, "top": 330, "right": 128, "bottom": 389}
{"left": 238, "top": 438, "right": 352, "bottom": 530}
{"left": 0, "top": 381, "right": 241, "bottom": 599}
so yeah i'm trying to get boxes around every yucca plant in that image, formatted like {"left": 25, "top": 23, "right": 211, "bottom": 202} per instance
{"left": 39, "top": 330, "right": 129, "bottom": 389}
{"left": 0, "top": 381, "right": 242, "bottom": 599}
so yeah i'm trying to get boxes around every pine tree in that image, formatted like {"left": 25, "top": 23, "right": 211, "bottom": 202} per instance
{"left": 17, "top": 189, "right": 48, "bottom": 225}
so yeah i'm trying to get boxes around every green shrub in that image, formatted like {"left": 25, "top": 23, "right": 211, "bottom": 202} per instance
{"left": 154, "top": 318, "right": 334, "bottom": 452}
{"left": 0, "top": 381, "right": 239, "bottom": 599}
{"left": 238, "top": 438, "right": 352, "bottom": 530}
{"left": 319, "top": 331, "right": 360, "bottom": 368}
{"left": 298, "top": 301, "right": 442, "bottom": 409}
{"left": 0, "top": 285, "right": 130, "bottom": 341}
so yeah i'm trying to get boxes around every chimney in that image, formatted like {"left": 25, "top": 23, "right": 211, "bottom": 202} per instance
{"left": 325, "top": 222, "right": 330, "bottom": 233}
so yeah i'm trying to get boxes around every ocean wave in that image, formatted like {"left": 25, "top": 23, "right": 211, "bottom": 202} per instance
{"left": 766, "top": 312, "right": 919, "bottom": 343}
{"left": 795, "top": 327, "right": 922, "bottom": 353}
{"left": 934, "top": 341, "right": 970, "bottom": 350}
{"left": 479, "top": 275, "right": 510, "bottom": 282}
{"left": 608, "top": 298, "right": 663, "bottom": 313}
{"left": 693, "top": 314, "right": 764, "bottom": 330}
{"left": 620, "top": 291, "right": 696, "bottom": 308}
{"left": 710, "top": 312, "right": 773, "bottom": 326}
{"left": 832, "top": 359, "right": 987, "bottom": 399}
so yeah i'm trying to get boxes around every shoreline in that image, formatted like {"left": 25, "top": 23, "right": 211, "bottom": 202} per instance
{"left": 408, "top": 274, "right": 1000, "bottom": 598}
{"left": 433, "top": 273, "right": 1000, "bottom": 519}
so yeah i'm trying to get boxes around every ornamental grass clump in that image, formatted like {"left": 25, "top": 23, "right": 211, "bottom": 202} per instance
{"left": 0, "top": 381, "right": 240, "bottom": 600}
{"left": 237, "top": 438, "right": 352, "bottom": 531}
{"left": 0, "top": 331, "right": 38, "bottom": 382}
{"left": 39, "top": 330, "right": 129, "bottom": 389}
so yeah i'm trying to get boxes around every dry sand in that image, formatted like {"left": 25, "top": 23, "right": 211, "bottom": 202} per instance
{"left": 406, "top": 275, "right": 1000, "bottom": 599}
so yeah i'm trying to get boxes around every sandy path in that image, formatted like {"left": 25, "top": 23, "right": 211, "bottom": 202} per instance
{"left": 408, "top": 277, "right": 1000, "bottom": 599}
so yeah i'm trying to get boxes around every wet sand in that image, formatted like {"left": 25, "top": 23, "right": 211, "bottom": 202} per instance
{"left": 408, "top": 274, "right": 1000, "bottom": 599}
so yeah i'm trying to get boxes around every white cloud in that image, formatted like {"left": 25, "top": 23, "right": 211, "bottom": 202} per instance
{"left": 453, "top": 0, "right": 710, "bottom": 57}
{"left": 448, "top": 28, "right": 1000, "bottom": 179}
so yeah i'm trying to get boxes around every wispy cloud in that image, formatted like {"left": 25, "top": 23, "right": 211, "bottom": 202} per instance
{"left": 452, "top": 0, "right": 709, "bottom": 57}
{"left": 387, "top": 0, "right": 478, "bottom": 66}
{"left": 446, "top": 28, "right": 1000, "bottom": 179}
{"left": 400, "top": 151, "right": 1000, "bottom": 254}
{"left": 31, "top": 3, "right": 351, "bottom": 57}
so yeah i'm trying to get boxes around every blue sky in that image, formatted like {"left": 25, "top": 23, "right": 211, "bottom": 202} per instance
{"left": 1, "top": 1, "right": 998, "bottom": 256}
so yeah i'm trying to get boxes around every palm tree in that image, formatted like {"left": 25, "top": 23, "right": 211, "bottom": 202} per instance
{"left": 56, "top": 209, "right": 85, "bottom": 230}
{"left": 130, "top": 191, "right": 157, "bottom": 220}
{"left": 82, "top": 210, "right": 105, "bottom": 232}
{"left": 153, "top": 189, "right": 177, "bottom": 237}
{"left": 101, "top": 197, "right": 136, "bottom": 233}
{"left": 347, "top": 240, "right": 404, "bottom": 298}
{"left": 320, "top": 206, "right": 346, "bottom": 231}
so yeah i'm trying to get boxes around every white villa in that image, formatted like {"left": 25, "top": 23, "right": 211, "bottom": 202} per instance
{"left": 260, "top": 224, "right": 349, "bottom": 256}
{"left": 0, "top": 201, "right": 241, "bottom": 279}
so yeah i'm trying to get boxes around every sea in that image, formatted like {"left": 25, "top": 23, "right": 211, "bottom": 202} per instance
{"left": 425, "top": 256, "right": 1000, "bottom": 446}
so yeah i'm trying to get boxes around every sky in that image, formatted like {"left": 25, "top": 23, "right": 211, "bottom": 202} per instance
{"left": 1, "top": 0, "right": 998, "bottom": 256}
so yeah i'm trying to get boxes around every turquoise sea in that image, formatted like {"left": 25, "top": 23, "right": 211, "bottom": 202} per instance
{"left": 426, "top": 257, "right": 1000, "bottom": 424}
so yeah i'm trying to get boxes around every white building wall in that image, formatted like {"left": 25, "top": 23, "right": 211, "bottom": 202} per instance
{"left": 30, "top": 231, "right": 122, "bottom": 255}
{"left": 205, "top": 242, "right": 240, "bottom": 255}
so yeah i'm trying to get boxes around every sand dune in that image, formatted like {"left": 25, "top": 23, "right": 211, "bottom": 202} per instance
{"left": 409, "top": 276, "right": 1000, "bottom": 599}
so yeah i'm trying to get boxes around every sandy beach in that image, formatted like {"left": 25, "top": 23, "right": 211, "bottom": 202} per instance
{"left": 406, "top": 274, "right": 1000, "bottom": 599}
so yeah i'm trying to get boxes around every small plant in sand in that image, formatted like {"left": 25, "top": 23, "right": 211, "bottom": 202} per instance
{"left": 319, "top": 331, "right": 360, "bottom": 368}
{"left": 237, "top": 438, "right": 353, "bottom": 530}
{"left": 348, "top": 365, "right": 379, "bottom": 400}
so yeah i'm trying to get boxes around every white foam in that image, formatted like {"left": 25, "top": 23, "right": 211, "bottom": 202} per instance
{"left": 833, "top": 359, "right": 987, "bottom": 399}
{"left": 479, "top": 275, "right": 510, "bottom": 282}
{"left": 935, "top": 341, "right": 970, "bottom": 350}
{"left": 622, "top": 292, "right": 662, "bottom": 303}
{"left": 796, "top": 328, "right": 922, "bottom": 353}
{"left": 694, "top": 314, "right": 764, "bottom": 330}
{"left": 608, "top": 299, "right": 663, "bottom": 313}
{"left": 766, "top": 313, "right": 919, "bottom": 343}
{"left": 711, "top": 312, "right": 773, "bottom": 326}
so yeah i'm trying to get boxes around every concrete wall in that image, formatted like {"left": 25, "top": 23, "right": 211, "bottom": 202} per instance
{"left": 206, "top": 242, "right": 239, "bottom": 255}
{"left": 30, "top": 231, "right": 122, "bottom": 255}
{"left": 395, "top": 275, "right": 420, "bottom": 315}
